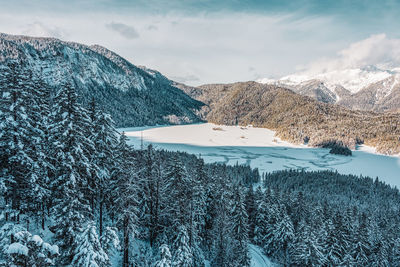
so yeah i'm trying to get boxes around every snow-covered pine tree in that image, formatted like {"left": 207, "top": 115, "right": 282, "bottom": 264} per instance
{"left": 136, "top": 144, "right": 157, "bottom": 244}
{"left": 49, "top": 82, "right": 95, "bottom": 265}
{"left": 245, "top": 186, "right": 256, "bottom": 241}
{"left": 155, "top": 244, "right": 172, "bottom": 267}
{"left": 188, "top": 158, "right": 207, "bottom": 267}
{"left": 290, "top": 221, "right": 326, "bottom": 266}
{"left": 352, "top": 213, "right": 371, "bottom": 266}
{"left": 210, "top": 176, "right": 232, "bottom": 267}
{"left": 230, "top": 184, "right": 250, "bottom": 267}
{"left": 88, "top": 98, "right": 118, "bottom": 236}
{"left": 26, "top": 73, "right": 53, "bottom": 230}
{"left": 109, "top": 133, "right": 139, "bottom": 267}
{"left": 254, "top": 189, "right": 270, "bottom": 246}
{"left": 100, "top": 226, "right": 121, "bottom": 258}
{"left": 164, "top": 156, "right": 190, "bottom": 235}
{"left": 172, "top": 226, "right": 193, "bottom": 267}
{"left": 272, "top": 206, "right": 294, "bottom": 262}
{"left": 71, "top": 222, "right": 109, "bottom": 267}
{"left": 5, "top": 230, "right": 59, "bottom": 267}
{"left": 0, "top": 62, "right": 35, "bottom": 222}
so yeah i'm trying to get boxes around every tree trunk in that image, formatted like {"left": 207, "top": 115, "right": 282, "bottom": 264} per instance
{"left": 41, "top": 201, "right": 45, "bottom": 230}
{"left": 99, "top": 199, "right": 103, "bottom": 237}
{"left": 123, "top": 216, "right": 129, "bottom": 267}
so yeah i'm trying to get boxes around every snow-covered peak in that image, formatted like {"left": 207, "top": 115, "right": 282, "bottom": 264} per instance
{"left": 258, "top": 66, "right": 399, "bottom": 94}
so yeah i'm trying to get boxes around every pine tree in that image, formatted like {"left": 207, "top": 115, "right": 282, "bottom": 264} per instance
{"left": 109, "top": 133, "right": 139, "bottom": 267}
{"left": 254, "top": 190, "right": 269, "bottom": 246}
{"left": 291, "top": 222, "right": 326, "bottom": 266}
{"left": 245, "top": 186, "right": 257, "bottom": 241}
{"left": 230, "top": 184, "right": 250, "bottom": 267}
{"left": 71, "top": 222, "right": 110, "bottom": 267}
{"left": 5, "top": 230, "right": 59, "bottom": 267}
{"left": 172, "top": 226, "right": 193, "bottom": 267}
{"left": 88, "top": 99, "right": 118, "bottom": 236}
{"left": 155, "top": 244, "right": 172, "bottom": 267}
{"left": 100, "top": 227, "right": 121, "bottom": 258}
{"left": 49, "top": 82, "right": 95, "bottom": 265}
{"left": 0, "top": 62, "right": 35, "bottom": 222}
{"left": 352, "top": 214, "right": 370, "bottom": 266}
{"left": 165, "top": 156, "right": 190, "bottom": 234}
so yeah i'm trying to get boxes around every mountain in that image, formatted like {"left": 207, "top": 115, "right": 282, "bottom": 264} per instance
{"left": 0, "top": 33, "right": 204, "bottom": 127}
{"left": 258, "top": 66, "right": 400, "bottom": 112}
{"left": 181, "top": 81, "right": 400, "bottom": 155}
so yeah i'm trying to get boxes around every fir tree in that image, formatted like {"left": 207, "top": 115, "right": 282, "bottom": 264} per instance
{"left": 172, "top": 226, "right": 193, "bottom": 267}
{"left": 230, "top": 185, "right": 250, "bottom": 267}
{"left": 155, "top": 244, "right": 172, "bottom": 267}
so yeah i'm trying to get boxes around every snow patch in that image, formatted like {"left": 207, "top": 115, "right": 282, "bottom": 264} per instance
{"left": 249, "top": 244, "right": 275, "bottom": 267}
{"left": 7, "top": 243, "right": 29, "bottom": 256}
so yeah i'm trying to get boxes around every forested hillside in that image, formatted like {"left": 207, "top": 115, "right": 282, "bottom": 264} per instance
{"left": 182, "top": 82, "right": 400, "bottom": 155}
{"left": 0, "top": 33, "right": 204, "bottom": 127}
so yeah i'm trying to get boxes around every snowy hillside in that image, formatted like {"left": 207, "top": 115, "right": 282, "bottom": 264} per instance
{"left": 0, "top": 33, "right": 204, "bottom": 127}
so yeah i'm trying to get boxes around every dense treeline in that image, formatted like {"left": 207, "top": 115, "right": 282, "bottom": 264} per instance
{"left": 0, "top": 62, "right": 259, "bottom": 266}
{"left": 179, "top": 81, "right": 400, "bottom": 155}
{"left": 252, "top": 170, "right": 400, "bottom": 266}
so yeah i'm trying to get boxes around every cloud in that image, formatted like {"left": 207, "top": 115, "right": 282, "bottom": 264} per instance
{"left": 106, "top": 22, "right": 139, "bottom": 39}
{"left": 169, "top": 74, "right": 200, "bottom": 84}
{"left": 147, "top": 24, "right": 158, "bottom": 31}
{"left": 22, "top": 21, "right": 66, "bottom": 39}
{"left": 300, "top": 34, "right": 400, "bottom": 74}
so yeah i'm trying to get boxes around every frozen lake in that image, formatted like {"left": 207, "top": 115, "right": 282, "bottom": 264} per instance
{"left": 121, "top": 123, "right": 400, "bottom": 189}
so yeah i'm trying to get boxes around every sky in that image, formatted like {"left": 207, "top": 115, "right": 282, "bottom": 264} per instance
{"left": 1, "top": 0, "right": 400, "bottom": 85}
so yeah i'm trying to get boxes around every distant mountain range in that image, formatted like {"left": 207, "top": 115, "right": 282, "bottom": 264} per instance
{"left": 0, "top": 33, "right": 204, "bottom": 127}
{"left": 258, "top": 66, "right": 400, "bottom": 112}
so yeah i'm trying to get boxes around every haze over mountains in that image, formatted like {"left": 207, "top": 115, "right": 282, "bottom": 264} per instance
{"left": 259, "top": 65, "right": 400, "bottom": 112}
{"left": 0, "top": 33, "right": 204, "bottom": 127}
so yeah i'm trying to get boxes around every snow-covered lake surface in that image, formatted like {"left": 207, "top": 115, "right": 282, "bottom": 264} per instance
{"left": 121, "top": 123, "right": 400, "bottom": 189}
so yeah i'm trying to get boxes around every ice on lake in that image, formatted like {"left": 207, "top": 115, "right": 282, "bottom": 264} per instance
{"left": 121, "top": 123, "right": 400, "bottom": 189}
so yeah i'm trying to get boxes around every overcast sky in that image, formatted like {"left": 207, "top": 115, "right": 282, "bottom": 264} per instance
{"left": 1, "top": 0, "right": 400, "bottom": 85}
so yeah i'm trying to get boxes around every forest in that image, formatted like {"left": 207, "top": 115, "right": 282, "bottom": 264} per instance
{"left": 1, "top": 62, "right": 400, "bottom": 266}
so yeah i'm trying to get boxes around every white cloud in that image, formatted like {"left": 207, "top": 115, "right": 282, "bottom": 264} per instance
{"left": 22, "top": 21, "right": 66, "bottom": 39}
{"left": 169, "top": 74, "right": 200, "bottom": 84}
{"left": 300, "top": 34, "right": 400, "bottom": 75}
{"left": 0, "top": 12, "right": 355, "bottom": 85}
{"left": 105, "top": 22, "right": 139, "bottom": 39}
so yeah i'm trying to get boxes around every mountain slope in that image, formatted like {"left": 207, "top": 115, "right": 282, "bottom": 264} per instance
{"left": 0, "top": 33, "right": 204, "bottom": 127}
{"left": 182, "top": 81, "right": 400, "bottom": 155}
{"left": 259, "top": 66, "right": 400, "bottom": 112}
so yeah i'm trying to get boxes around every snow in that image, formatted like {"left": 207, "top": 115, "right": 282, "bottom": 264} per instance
{"left": 249, "top": 244, "right": 275, "bottom": 267}
{"left": 124, "top": 123, "right": 301, "bottom": 148}
{"left": 123, "top": 123, "right": 400, "bottom": 188}
{"left": 7, "top": 243, "right": 29, "bottom": 256}
{"left": 258, "top": 66, "right": 398, "bottom": 94}
{"left": 31, "top": 235, "right": 43, "bottom": 246}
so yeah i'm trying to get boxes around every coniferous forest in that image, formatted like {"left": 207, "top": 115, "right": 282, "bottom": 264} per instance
{"left": 2, "top": 63, "right": 400, "bottom": 267}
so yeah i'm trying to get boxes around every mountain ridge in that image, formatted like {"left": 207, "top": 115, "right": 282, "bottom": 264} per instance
{"left": 0, "top": 33, "right": 204, "bottom": 127}
{"left": 258, "top": 66, "right": 400, "bottom": 112}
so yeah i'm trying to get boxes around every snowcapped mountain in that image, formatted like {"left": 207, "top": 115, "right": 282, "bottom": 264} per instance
{"left": 258, "top": 66, "right": 400, "bottom": 112}
{"left": 0, "top": 33, "right": 204, "bottom": 127}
